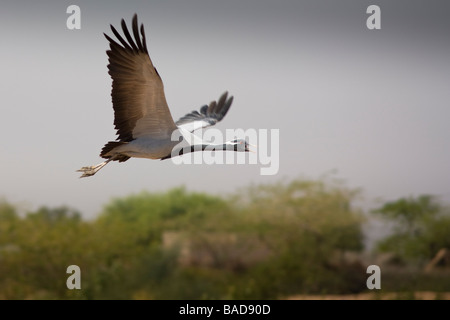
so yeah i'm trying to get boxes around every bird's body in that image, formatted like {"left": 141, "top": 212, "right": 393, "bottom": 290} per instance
{"left": 106, "top": 137, "right": 177, "bottom": 160}
{"left": 78, "top": 14, "right": 251, "bottom": 178}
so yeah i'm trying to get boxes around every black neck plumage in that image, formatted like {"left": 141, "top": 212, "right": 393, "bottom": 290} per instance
{"left": 161, "top": 143, "right": 235, "bottom": 160}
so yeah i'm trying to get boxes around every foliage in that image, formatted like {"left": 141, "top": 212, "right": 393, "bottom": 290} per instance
{"left": 0, "top": 179, "right": 366, "bottom": 299}
{"left": 372, "top": 195, "right": 450, "bottom": 264}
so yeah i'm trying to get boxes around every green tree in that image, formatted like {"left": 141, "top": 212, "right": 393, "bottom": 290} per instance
{"left": 227, "top": 178, "right": 366, "bottom": 297}
{"left": 373, "top": 195, "right": 450, "bottom": 263}
{"left": 0, "top": 178, "right": 367, "bottom": 299}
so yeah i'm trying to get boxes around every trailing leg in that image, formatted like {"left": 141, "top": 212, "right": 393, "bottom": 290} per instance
{"left": 77, "top": 159, "right": 112, "bottom": 178}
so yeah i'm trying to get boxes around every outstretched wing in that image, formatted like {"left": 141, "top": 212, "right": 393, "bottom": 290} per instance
{"left": 175, "top": 91, "right": 233, "bottom": 133}
{"left": 104, "top": 14, "right": 177, "bottom": 141}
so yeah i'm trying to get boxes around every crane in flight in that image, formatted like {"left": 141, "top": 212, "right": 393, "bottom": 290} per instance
{"left": 78, "top": 14, "right": 252, "bottom": 178}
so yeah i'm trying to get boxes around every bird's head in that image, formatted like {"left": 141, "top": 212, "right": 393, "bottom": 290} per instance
{"left": 226, "top": 139, "right": 256, "bottom": 152}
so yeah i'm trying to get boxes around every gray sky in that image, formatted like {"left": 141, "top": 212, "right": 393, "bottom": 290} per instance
{"left": 1, "top": 0, "right": 449, "bottom": 219}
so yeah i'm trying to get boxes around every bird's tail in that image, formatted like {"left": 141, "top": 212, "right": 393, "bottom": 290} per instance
{"left": 78, "top": 141, "right": 130, "bottom": 178}
{"left": 100, "top": 141, "right": 129, "bottom": 161}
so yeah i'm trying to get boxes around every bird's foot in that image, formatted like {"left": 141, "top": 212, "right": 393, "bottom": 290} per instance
{"left": 77, "top": 161, "right": 108, "bottom": 178}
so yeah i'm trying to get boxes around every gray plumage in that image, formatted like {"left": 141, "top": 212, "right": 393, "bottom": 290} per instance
{"left": 77, "top": 14, "right": 251, "bottom": 178}
{"left": 176, "top": 92, "right": 233, "bottom": 133}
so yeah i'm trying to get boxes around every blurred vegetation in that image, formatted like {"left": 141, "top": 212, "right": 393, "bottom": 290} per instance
{"left": 372, "top": 195, "right": 450, "bottom": 264}
{"left": 0, "top": 178, "right": 449, "bottom": 299}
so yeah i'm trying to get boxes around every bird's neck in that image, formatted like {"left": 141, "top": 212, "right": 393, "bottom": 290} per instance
{"left": 194, "top": 142, "right": 235, "bottom": 152}
{"left": 161, "top": 141, "right": 235, "bottom": 160}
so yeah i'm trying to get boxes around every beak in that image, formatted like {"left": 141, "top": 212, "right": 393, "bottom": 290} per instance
{"left": 248, "top": 143, "right": 257, "bottom": 153}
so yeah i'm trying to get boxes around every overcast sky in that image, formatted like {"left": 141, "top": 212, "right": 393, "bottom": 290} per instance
{"left": 1, "top": 0, "right": 449, "bottom": 219}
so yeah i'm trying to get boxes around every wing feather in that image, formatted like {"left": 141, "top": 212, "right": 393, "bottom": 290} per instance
{"left": 175, "top": 91, "right": 233, "bottom": 133}
{"left": 105, "top": 14, "right": 177, "bottom": 142}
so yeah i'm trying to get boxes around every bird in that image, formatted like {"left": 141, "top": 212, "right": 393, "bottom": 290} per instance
{"left": 77, "top": 14, "right": 253, "bottom": 178}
